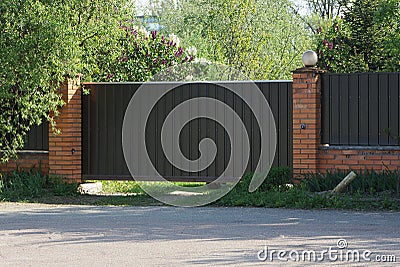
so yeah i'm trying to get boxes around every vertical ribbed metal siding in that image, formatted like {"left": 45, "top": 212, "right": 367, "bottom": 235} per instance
{"left": 82, "top": 81, "right": 292, "bottom": 180}
{"left": 322, "top": 73, "right": 400, "bottom": 146}
{"left": 23, "top": 122, "right": 49, "bottom": 151}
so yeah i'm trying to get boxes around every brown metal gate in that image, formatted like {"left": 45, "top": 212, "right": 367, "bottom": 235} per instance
{"left": 82, "top": 81, "right": 293, "bottom": 181}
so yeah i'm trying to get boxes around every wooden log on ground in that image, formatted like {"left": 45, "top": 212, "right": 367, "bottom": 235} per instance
{"left": 331, "top": 171, "right": 357, "bottom": 194}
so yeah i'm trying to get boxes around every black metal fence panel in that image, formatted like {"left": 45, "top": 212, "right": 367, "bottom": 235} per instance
{"left": 322, "top": 73, "right": 400, "bottom": 146}
{"left": 23, "top": 122, "right": 49, "bottom": 151}
{"left": 82, "top": 81, "right": 292, "bottom": 181}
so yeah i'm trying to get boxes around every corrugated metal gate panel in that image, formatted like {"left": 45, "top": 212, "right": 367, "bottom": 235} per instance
{"left": 82, "top": 81, "right": 292, "bottom": 181}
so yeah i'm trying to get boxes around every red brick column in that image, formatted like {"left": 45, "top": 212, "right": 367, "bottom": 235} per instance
{"left": 292, "top": 67, "right": 325, "bottom": 178}
{"left": 48, "top": 76, "right": 82, "bottom": 183}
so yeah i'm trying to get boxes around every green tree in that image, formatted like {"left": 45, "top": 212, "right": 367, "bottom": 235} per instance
{"left": 153, "top": 0, "right": 311, "bottom": 80}
{"left": 305, "top": 0, "right": 344, "bottom": 19}
{"left": 316, "top": 0, "right": 400, "bottom": 72}
{"left": 0, "top": 0, "right": 133, "bottom": 162}
{"left": 292, "top": 0, "right": 346, "bottom": 32}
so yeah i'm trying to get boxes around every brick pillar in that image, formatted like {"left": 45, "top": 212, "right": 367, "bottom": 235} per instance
{"left": 292, "top": 67, "right": 325, "bottom": 179}
{"left": 48, "top": 76, "right": 82, "bottom": 183}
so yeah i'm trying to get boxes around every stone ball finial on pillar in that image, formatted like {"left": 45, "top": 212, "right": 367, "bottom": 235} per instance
{"left": 302, "top": 50, "right": 318, "bottom": 67}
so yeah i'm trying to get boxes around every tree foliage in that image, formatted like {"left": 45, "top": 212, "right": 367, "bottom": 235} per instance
{"left": 0, "top": 0, "right": 133, "bottom": 161}
{"left": 316, "top": 0, "right": 400, "bottom": 72}
{"left": 306, "top": 0, "right": 344, "bottom": 19}
{"left": 291, "top": 0, "right": 346, "bottom": 35}
{"left": 153, "top": 0, "right": 311, "bottom": 80}
{"left": 0, "top": 0, "right": 199, "bottom": 161}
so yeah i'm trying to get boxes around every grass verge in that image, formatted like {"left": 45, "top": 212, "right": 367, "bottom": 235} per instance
{"left": 1, "top": 167, "right": 399, "bottom": 210}
{"left": 216, "top": 179, "right": 400, "bottom": 210}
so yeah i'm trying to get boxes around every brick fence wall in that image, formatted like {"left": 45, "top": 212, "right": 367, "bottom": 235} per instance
{"left": 0, "top": 152, "right": 49, "bottom": 175}
{"left": 1, "top": 68, "right": 399, "bottom": 182}
{"left": 292, "top": 67, "right": 400, "bottom": 177}
{"left": 319, "top": 147, "right": 400, "bottom": 172}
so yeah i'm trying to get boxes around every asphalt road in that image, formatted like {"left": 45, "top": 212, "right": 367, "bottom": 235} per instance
{"left": 0, "top": 203, "right": 399, "bottom": 266}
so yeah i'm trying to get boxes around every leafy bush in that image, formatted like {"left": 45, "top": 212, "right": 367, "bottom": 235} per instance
{"left": 46, "top": 176, "right": 80, "bottom": 197}
{"left": 260, "top": 167, "right": 292, "bottom": 191}
{"left": 0, "top": 169, "right": 78, "bottom": 201}
{"left": 0, "top": 0, "right": 134, "bottom": 162}
{"left": 0, "top": 169, "right": 46, "bottom": 200}
{"left": 90, "top": 23, "right": 197, "bottom": 82}
{"left": 233, "top": 167, "right": 292, "bottom": 193}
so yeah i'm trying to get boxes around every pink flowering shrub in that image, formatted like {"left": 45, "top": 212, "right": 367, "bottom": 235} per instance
{"left": 91, "top": 22, "right": 196, "bottom": 82}
{"left": 316, "top": 19, "right": 369, "bottom": 73}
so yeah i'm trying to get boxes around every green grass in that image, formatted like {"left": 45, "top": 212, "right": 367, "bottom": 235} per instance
{"left": 1, "top": 167, "right": 399, "bottom": 210}
{"left": 100, "top": 180, "right": 144, "bottom": 194}
{"left": 214, "top": 170, "right": 400, "bottom": 210}
{"left": 99, "top": 180, "right": 206, "bottom": 195}
{"left": 216, "top": 185, "right": 400, "bottom": 210}
{"left": 301, "top": 169, "right": 400, "bottom": 196}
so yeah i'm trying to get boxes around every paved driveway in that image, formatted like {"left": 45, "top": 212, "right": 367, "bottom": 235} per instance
{"left": 0, "top": 203, "right": 399, "bottom": 266}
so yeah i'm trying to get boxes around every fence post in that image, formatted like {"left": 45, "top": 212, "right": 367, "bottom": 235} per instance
{"left": 48, "top": 75, "right": 82, "bottom": 183}
{"left": 292, "top": 67, "right": 325, "bottom": 179}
